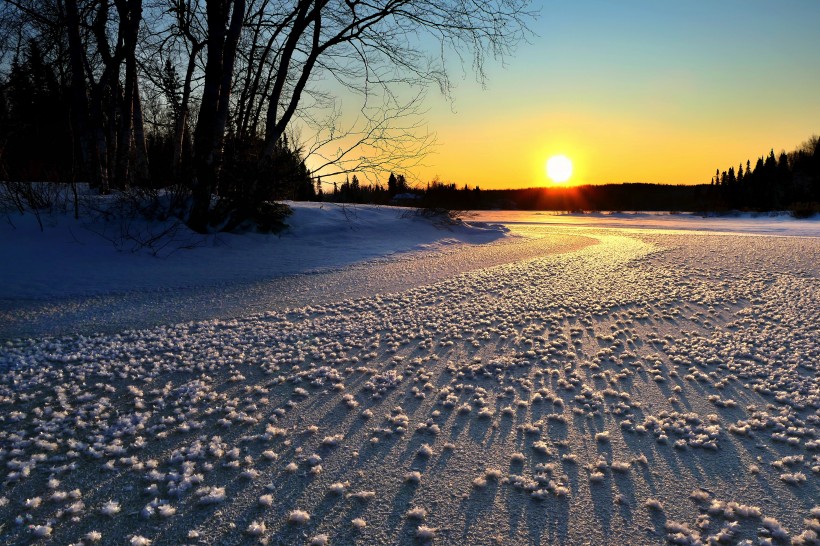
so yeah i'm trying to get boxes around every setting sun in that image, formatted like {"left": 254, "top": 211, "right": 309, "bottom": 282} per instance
{"left": 546, "top": 155, "right": 573, "bottom": 183}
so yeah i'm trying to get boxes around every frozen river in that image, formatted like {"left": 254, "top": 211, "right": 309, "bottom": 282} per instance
{"left": 0, "top": 211, "right": 818, "bottom": 545}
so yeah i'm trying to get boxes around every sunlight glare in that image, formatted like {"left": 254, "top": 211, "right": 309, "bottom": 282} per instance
{"left": 546, "top": 155, "right": 573, "bottom": 183}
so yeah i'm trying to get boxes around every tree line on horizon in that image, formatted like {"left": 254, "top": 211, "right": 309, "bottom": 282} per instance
{"left": 318, "top": 177, "right": 722, "bottom": 213}
{"left": 318, "top": 136, "right": 819, "bottom": 215}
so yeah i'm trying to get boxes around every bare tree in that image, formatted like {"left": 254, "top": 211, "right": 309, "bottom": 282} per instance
{"left": 62, "top": 0, "right": 94, "bottom": 178}
{"left": 300, "top": 90, "right": 435, "bottom": 181}
{"left": 113, "top": 0, "right": 145, "bottom": 187}
{"left": 159, "top": 0, "right": 207, "bottom": 177}
{"left": 188, "top": 0, "right": 245, "bottom": 231}
{"left": 185, "top": 0, "right": 533, "bottom": 227}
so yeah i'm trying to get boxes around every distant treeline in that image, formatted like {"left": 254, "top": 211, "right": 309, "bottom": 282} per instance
{"left": 321, "top": 177, "right": 726, "bottom": 212}
{"left": 417, "top": 182, "right": 725, "bottom": 212}
{"left": 325, "top": 176, "right": 817, "bottom": 216}
{"left": 325, "top": 136, "right": 820, "bottom": 214}
{"left": 309, "top": 173, "right": 411, "bottom": 205}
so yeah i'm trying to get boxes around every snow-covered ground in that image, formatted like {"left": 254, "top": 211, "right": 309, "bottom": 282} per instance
{"left": 0, "top": 206, "right": 818, "bottom": 545}
{"left": 0, "top": 202, "right": 509, "bottom": 300}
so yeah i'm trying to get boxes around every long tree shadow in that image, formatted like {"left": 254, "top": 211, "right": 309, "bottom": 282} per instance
{"left": 447, "top": 408, "right": 472, "bottom": 444}
{"left": 484, "top": 399, "right": 521, "bottom": 450}
{"left": 466, "top": 412, "right": 495, "bottom": 447}
{"left": 523, "top": 494, "right": 570, "bottom": 546}
{"left": 612, "top": 471, "right": 637, "bottom": 526}
{"left": 589, "top": 472, "right": 614, "bottom": 539}
{"left": 460, "top": 480, "right": 500, "bottom": 541}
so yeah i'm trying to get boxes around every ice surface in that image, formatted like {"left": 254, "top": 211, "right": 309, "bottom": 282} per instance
{"left": 4, "top": 205, "right": 818, "bottom": 339}
{"left": 469, "top": 210, "right": 820, "bottom": 237}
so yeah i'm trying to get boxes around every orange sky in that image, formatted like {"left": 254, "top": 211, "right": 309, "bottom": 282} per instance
{"left": 414, "top": 100, "right": 818, "bottom": 188}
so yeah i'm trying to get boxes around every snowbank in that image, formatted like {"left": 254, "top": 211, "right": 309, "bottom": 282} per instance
{"left": 3, "top": 201, "right": 817, "bottom": 303}
{"left": 0, "top": 202, "right": 507, "bottom": 300}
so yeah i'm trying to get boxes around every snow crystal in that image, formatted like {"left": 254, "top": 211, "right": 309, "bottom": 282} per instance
{"left": 245, "top": 521, "right": 266, "bottom": 536}
{"left": 31, "top": 525, "right": 52, "bottom": 538}
{"left": 407, "top": 507, "right": 427, "bottom": 520}
{"left": 100, "top": 500, "right": 121, "bottom": 516}
{"left": 416, "top": 526, "right": 437, "bottom": 540}
{"left": 645, "top": 498, "right": 664, "bottom": 511}
{"left": 288, "top": 509, "right": 311, "bottom": 524}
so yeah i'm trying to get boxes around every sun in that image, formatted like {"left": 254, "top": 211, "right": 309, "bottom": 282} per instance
{"left": 546, "top": 155, "right": 573, "bottom": 183}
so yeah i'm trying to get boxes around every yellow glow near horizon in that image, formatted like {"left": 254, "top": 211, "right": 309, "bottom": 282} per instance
{"left": 305, "top": 99, "right": 818, "bottom": 190}
{"left": 402, "top": 103, "right": 820, "bottom": 189}
{"left": 546, "top": 155, "right": 573, "bottom": 183}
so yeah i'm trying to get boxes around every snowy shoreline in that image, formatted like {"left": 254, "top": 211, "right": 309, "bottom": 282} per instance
{"left": 3, "top": 204, "right": 818, "bottom": 303}
{"left": 3, "top": 204, "right": 819, "bottom": 340}
{"left": 1, "top": 203, "right": 598, "bottom": 340}
{"left": 0, "top": 203, "right": 511, "bottom": 301}
{"left": 0, "top": 229, "right": 593, "bottom": 341}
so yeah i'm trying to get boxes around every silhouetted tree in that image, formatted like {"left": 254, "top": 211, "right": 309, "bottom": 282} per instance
{"left": 1, "top": 41, "right": 72, "bottom": 181}
{"left": 711, "top": 138, "right": 819, "bottom": 212}
{"left": 387, "top": 172, "right": 398, "bottom": 195}
{"left": 188, "top": 0, "right": 246, "bottom": 231}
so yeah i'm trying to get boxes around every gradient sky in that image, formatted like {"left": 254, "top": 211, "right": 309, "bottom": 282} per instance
{"left": 406, "top": 0, "right": 820, "bottom": 188}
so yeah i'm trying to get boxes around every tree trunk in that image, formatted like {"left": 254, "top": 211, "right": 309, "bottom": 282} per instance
{"left": 213, "top": 0, "right": 245, "bottom": 191}
{"left": 263, "top": 0, "right": 313, "bottom": 154}
{"left": 263, "top": 0, "right": 319, "bottom": 157}
{"left": 62, "top": 0, "right": 93, "bottom": 185}
{"left": 89, "top": 100, "right": 110, "bottom": 194}
{"left": 132, "top": 80, "right": 150, "bottom": 186}
{"left": 114, "top": 0, "right": 141, "bottom": 189}
{"left": 234, "top": 14, "right": 262, "bottom": 142}
{"left": 190, "top": 0, "right": 228, "bottom": 231}
{"left": 107, "top": 79, "right": 121, "bottom": 188}
{"left": 116, "top": 76, "right": 134, "bottom": 188}
{"left": 174, "top": 50, "right": 200, "bottom": 178}
{"left": 189, "top": 0, "right": 246, "bottom": 231}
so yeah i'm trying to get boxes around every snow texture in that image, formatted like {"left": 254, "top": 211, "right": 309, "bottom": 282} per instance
{"left": 0, "top": 204, "right": 818, "bottom": 544}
